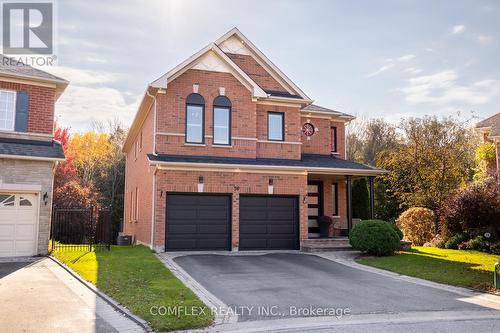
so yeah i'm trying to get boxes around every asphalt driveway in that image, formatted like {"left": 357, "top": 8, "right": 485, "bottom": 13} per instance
{"left": 174, "top": 253, "right": 496, "bottom": 322}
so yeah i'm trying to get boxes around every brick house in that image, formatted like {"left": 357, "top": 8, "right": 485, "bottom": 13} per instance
{"left": 123, "top": 28, "right": 385, "bottom": 252}
{"left": 475, "top": 112, "right": 500, "bottom": 180}
{"left": 0, "top": 56, "right": 68, "bottom": 257}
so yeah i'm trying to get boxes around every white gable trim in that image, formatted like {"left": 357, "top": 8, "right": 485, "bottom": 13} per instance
{"left": 215, "top": 28, "right": 311, "bottom": 101}
{"left": 150, "top": 43, "right": 266, "bottom": 98}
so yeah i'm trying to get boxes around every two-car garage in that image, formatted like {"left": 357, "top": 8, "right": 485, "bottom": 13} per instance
{"left": 165, "top": 194, "right": 299, "bottom": 251}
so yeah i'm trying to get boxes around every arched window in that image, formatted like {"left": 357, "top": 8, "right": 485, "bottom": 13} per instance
{"left": 185, "top": 93, "right": 205, "bottom": 143}
{"left": 212, "top": 96, "right": 231, "bottom": 145}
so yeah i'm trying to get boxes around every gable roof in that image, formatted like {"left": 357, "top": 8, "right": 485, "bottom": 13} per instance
{"left": 215, "top": 28, "right": 311, "bottom": 101}
{"left": 150, "top": 43, "right": 267, "bottom": 98}
{"left": 476, "top": 112, "right": 500, "bottom": 137}
{"left": 0, "top": 55, "right": 68, "bottom": 99}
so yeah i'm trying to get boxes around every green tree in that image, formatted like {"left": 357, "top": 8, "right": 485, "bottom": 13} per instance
{"left": 473, "top": 142, "right": 497, "bottom": 182}
{"left": 378, "top": 116, "right": 476, "bottom": 225}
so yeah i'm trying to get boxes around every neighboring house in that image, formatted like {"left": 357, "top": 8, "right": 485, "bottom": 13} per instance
{"left": 123, "top": 28, "right": 385, "bottom": 252}
{"left": 0, "top": 56, "right": 68, "bottom": 257}
{"left": 475, "top": 112, "right": 500, "bottom": 179}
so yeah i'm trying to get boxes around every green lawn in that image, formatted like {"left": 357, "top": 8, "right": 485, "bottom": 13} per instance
{"left": 357, "top": 246, "right": 500, "bottom": 290}
{"left": 52, "top": 245, "right": 213, "bottom": 332}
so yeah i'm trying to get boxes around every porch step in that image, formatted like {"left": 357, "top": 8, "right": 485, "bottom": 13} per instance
{"left": 301, "top": 238, "right": 352, "bottom": 252}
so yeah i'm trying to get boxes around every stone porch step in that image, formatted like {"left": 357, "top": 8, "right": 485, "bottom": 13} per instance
{"left": 301, "top": 238, "right": 352, "bottom": 252}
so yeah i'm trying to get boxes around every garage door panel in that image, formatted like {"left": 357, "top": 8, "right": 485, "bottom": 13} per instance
{"left": 167, "top": 209, "right": 197, "bottom": 219}
{"left": 166, "top": 194, "right": 230, "bottom": 251}
{"left": 240, "top": 225, "right": 268, "bottom": 234}
{"left": 199, "top": 224, "right": 228, "bottom": 234}
{"left": 0, "top": 225, "right": 15, "bottom": 238}
{"left": 239, "top": 196, "right": 299, "bottom": 250}
{"left": 167, "top": 224, "right": 197, "bottom": 234}
{"left": 0, "top": 193, "right": 37, "bottom": 257}
{"left": 268, "top": 224, "right": 295, "bottom": 234}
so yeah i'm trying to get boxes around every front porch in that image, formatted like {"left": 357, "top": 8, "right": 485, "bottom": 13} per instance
{"left": 306, "top": 174, "right": 376, "bottom": 242}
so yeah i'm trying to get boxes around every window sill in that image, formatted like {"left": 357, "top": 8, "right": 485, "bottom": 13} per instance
{"left": 184, "top": 143, "right": 206, "bottom": 147}
{"left": 212, "top": 144, "right": 233, "bottom": 148}
{"left": 331, "top": 152, "right": 340, "bottom": 155}
{"left": 332, "top": 215, "right": 341, "bottom": 218}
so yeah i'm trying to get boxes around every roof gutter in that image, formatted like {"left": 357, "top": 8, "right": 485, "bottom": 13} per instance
{"left": 0, "top": 154, "right": 65, "bottom": 162}
{"left": 148, "top": 159, "right": 388, "bottom": 176}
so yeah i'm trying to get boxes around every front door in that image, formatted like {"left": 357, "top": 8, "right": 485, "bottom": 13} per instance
{"left": 307, "top": 181, "right": 323, "bottom": 238}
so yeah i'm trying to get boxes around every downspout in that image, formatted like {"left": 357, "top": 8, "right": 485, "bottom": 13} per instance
{"left": 146, "top": 88, "right": 158, "bottom": 250}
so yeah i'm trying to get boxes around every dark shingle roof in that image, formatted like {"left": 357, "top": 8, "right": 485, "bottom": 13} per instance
{"left": 148, "top": 153, "right": 382, "bottom": 172}
{"left": 0, "top": 137, "right": 65, "bottom": 159}
{"left": 476, "top": 112, "right": 500, "bottom": 137}
{"left": 302, "top": 104, "right": 354, "bottom": 119}
{"left": 0, "top": 55, "right": 68, "bottom": 83}
{"left": 264, "top": 90, "right": 302, "bottom": 99}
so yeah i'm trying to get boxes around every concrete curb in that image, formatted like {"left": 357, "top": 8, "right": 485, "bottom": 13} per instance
{"left": 48, "top": 255, "right": 151, "bottom": 332}
{"left": 157, "top": 253, "right": 238, "bottom": 325}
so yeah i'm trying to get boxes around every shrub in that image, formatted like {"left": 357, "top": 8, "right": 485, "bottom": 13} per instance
{"left": 389, "top": 223, "right": 403, "bottom": 240}
{"left": 396, "top": 207, "right": 436, "bottom": 246}
{"left": 465, "top": 236, "right": 490, "bottom": 252}
{"left": 423, "top": 234, "right": 446, "bottom": 248}
{"left": 349, "top": 219, "right": 400, "bottom": 256}
{"left": 445, "top": 233, "right": 469, "bottom": 249}
{"left": 439, "top": 180, "right": 500, "bottom": 237}
{"left": 490, "top": 242, "right": 500, "bottom": 255}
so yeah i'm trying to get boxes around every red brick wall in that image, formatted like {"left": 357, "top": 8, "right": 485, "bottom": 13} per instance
{"left": 153, "top": 170, "right": 308, "bottom": 250}
{"left": 225, "top": 53, "right": 287, "bottom": 92}
{"left": 256, "top": 104, "right": 301, "bottom": 159}
{"left": 300, "top": 116, "right": 346, "bottom": 158}
{"left": 155, "top": 69, "right": 258, "bottom": 158}
{"left": 0, "top": 81, "right": 55, "bottom": 134}
{"left": 123, "top": 104, "right": 154, "bottom": 245}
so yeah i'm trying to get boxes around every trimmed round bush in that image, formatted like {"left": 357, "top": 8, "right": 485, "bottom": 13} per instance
{"left": 349, "top": 219, "right": 400, "bottom": 256}
{"left": 396, "top": 207, "right": 436, "bottom": 246}
{"left": 389, "top": 223, "right": 403, "bottom": 240}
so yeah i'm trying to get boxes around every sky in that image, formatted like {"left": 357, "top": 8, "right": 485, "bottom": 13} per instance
{"left": 44, "top": 0, "right": 500, "bottom": 131}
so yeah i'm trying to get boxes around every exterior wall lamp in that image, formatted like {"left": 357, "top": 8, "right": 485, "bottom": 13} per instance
{"left": 43, "top": 192, "right": 49, "bottom": 205}
{"left": 268, "top": 177, "right": 274, "bottom": 195}
{"left": 198, "top": 176, "right": 204, "bottom": 193}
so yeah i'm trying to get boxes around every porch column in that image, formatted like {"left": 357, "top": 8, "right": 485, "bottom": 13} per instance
{"left": 345, "top": 175, "right": 353, "bottom": 234}
{"left": 369, "top": 176, "right": 375, "bottom": 219}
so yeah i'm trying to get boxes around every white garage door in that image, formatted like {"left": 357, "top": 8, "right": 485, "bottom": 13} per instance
{"left": 0, "top": 193, "right": 38, "bottom": 257}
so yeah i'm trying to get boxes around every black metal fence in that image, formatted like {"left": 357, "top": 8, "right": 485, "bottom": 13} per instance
{"left": 50, "top": 206, "right": 112, "bottom": 252}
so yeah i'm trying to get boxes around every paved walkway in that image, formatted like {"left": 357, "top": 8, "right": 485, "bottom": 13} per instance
{"left": 0, "top": 257, "right": 144, "bottom": 333}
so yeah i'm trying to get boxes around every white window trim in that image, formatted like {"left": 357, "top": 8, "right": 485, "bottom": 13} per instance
{"left": 0, "top": 89, "right": 17, "bottom": 132}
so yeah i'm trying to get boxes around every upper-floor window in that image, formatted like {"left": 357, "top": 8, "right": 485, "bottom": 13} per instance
{"left": 185, "top": 93, "right": 205, "bottom": 143}
{"left": 331, "top": 126, "right": 338, "bottom": 153}
{"left": 268, "top": 112, "right": 284, "bottom": 141}
{"left": 0, "top": 90, "right": 16, "bottom": 131}
{"left": 213, "top": 96, "right": 231, "bottom": 145}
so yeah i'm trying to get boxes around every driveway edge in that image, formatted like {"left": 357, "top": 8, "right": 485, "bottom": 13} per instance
{"left": 314, "top": 252, "right": 500, "bottom": 308}
{"left": 48, "top": 255, "right": 151, "bottom": 332}
{"left": 157, "top": 253, "right": 238, "bottom": 325}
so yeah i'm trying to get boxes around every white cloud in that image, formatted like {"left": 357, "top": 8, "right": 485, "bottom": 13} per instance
{"left": 43, "top": 66, "right": 120, "bottom": 85}
{"left": 55, "top": 85, "right": 140, "bottom": 130}
{"left": 451, "top": 25, "right": 466, "bottom": 34}
{"left": 400, "top": 70, "right": 500, "bottom": 106}
{"left": 366, "top": 63, "right": 395, "bottom": 78}
{"left": 397, "top": 54, "right": 416, "bottom": 62}
{"left": 403, "top": 67, "right": 423, "bottom": 75}
{"left": 477, "top": 35, "right": 493, "bottom": 45}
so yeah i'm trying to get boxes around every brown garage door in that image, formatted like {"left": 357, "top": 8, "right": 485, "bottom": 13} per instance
{"left": 239, "top": 195, "right": 299, "bottom": 250}
{"left": 165, "top": 194, "right": 231, "bottom": 251}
